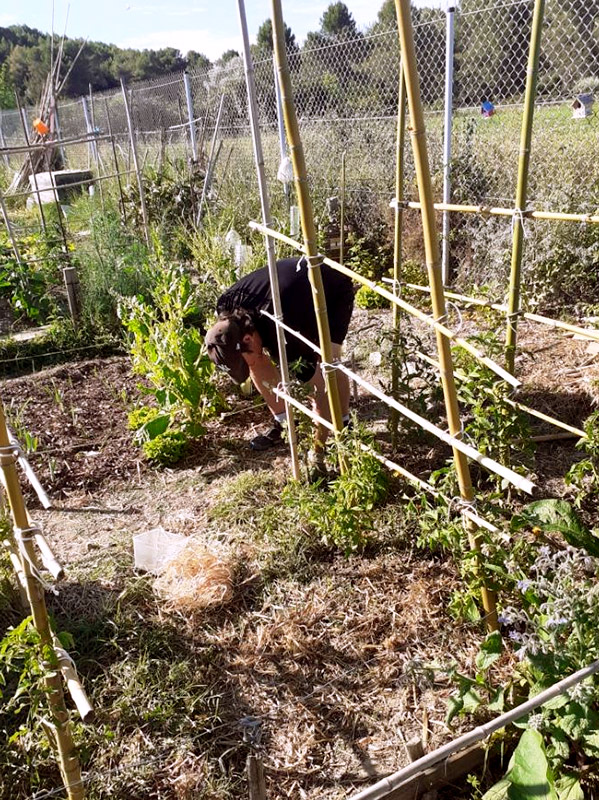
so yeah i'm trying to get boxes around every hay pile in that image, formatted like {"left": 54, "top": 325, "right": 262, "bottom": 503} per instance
{"left": 154, "top": 542, "right": 233, "bottom": 612}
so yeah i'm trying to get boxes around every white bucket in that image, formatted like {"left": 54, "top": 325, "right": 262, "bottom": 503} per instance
{"left": 133, "top": 527, "right": 187, "bottom": 574}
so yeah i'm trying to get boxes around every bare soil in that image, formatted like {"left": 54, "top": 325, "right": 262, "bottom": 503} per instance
{"left": 1, "top": 312, "right": 598, "bottom": 798}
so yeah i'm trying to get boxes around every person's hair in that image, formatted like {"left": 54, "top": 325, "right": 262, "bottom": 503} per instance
{"left": 217, "top": 308, "right": 256, "bottom": 351}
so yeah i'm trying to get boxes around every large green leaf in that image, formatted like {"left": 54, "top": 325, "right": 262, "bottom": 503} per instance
{"left": 507, "top": 729, "right": 558, "bottom": 800}
{"left": 555, "top": 774, "right": 583, "bottom": 800}
{"left": 483, "top": 779, "right": 511, "bottom": 800}
{"left": 476, "top": 631, "right": 504, "bottom": 672}
{"left": 511, "top": 499, "right": 599, "bottom": 556}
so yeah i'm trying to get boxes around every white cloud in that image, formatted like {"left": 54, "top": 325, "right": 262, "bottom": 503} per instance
{"left": 119, "top": 29, "right": 242, "bottom": 60}
{"left": 0, "top": 14, "right": 17, "bottom": 25}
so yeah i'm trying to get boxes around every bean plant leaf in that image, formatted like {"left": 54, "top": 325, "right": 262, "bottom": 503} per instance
{"left": 506, "top": 729, "right": 558, "bottom": 800}
{"left": 476, "top": 631, "right": 503, "bottom": 672}
{"left": 482, "top": 779, "right": 511, "bottom": 800}
{"left": 134, "top": 414, "right": 171, "bottom": 443}
{"left": 555, "top": 774, "right": 583, "bottom": 800}
{"left": 511, "top": 499, "right": 599, "bottom": 556}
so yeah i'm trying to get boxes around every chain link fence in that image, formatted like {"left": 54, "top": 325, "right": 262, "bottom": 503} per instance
{"left": 1, "top": 0, "right": 598, "bottom": 300}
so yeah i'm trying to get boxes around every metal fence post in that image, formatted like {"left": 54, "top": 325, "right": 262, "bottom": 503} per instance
{"left": 441, "top": 2, "right": 456, "bottom": 286}
{"left": 0, "top": 112, "right": 10, "bottom": 171}
{"left": 183, "top": 71, "right": 198, "bottom": 162}
{"left": 121, "top": 78, "right": 151, "bottom": 246}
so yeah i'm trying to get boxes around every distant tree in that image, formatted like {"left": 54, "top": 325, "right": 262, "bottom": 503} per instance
{"left": 320, "top": 2, "right": 358, "bottom": 38}
{"left": 0, "top": 61, "right": 15, "bottom": 108}
{"left": 186, "top": 51, "right": 211, "bottom": 72}
{"left": 255, "top": 18, "right": 297, "bottom": 56}
{"left": 218, "top": 49, "right": 240, "bottom": 66}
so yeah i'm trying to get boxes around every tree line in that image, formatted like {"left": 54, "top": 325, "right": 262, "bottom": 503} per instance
{"left": 1, "top": 1, "right": 598, "bottom": 113}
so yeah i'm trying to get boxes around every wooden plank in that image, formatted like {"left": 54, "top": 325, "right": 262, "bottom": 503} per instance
{"left": 381, "top": 744, "right": 485, "bottom": 800}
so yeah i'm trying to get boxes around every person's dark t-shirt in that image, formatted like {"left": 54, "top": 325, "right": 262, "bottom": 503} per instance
{"left": 216, "top": 257, "right": 354, "bottom": 381}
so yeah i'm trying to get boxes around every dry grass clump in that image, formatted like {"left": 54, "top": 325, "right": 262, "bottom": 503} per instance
{"left": 154, "top": 541, "right": 233, "bottom": 612}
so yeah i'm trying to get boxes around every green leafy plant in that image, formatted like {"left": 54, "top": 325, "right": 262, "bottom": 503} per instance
{"left": 565, "top": 411, "right": 599, "bottom": 509}
{"left": 141, "top": 429, "right": 187, "bottom": 466}
{"left": 355, "top": 284, "right": 390, "bottom": 309}
{"left": 119, "top": 246, "right": 224, "bottom": 465}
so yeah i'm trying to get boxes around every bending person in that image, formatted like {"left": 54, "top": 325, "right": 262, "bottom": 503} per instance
{"left": 205, "top": 256, "right": 354, "bottom": 451}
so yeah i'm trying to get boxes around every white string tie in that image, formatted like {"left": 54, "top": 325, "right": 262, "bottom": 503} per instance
{"left": 14, "top": 525, "right": 59, "bottom": 595}
{"left": 511, "top": 207, "right": 529, "bottom": 239}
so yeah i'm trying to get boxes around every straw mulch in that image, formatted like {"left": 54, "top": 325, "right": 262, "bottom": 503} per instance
{"left": 154, "top": 542, "right": 233, "bottom": 612}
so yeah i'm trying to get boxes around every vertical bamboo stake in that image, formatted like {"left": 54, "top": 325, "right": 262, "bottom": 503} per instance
{"left": 339, "top": 151, "right": 346, "bottom": 266}
{"left": 120, "top": 79, "right": 150, "bottom": 246}
{"left": 505, "top": 0, "right": 545, "bottom": 374}
{"left": 237, "top": 0, "right": 300, "bottom": 481}
{"left": 390, "top": 66, "right": 406, "bottom": 451}
{"left": 0, "top": 401, "right": 84, "bottom": 799}
{"left": 271, "top": 0, "right": 346, "bottom": 454}
{"left": 104, "top": 100, "right": 127, "bottom": 223}
{"left": 272, "top": 55, "right": 290, "bottom": 207}
{"left": 394, "top": 0, "right": 498, "bottom": 630}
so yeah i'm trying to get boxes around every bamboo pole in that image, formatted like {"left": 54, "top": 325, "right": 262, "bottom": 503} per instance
{"left": 394, "top": 0, "right": 498, "bottom": 630}
{"left": 0, "top": 401, "right": 84, "bottom": 799}
{"left": 405, "top": 282, "right": 599, "bottom": 344}
{"left": 120, "top": 79, "right": 150, "bottom": 246}
{"left": 394, "top": 199, "right": 599, "bottom": 225}
{"left": 505, "top": 0, "right": 545, "bottom": 374}
{"left": 270, "top": 0, "right": 345, "bottom": 454}
{"left": 0, "top": 186, "right": 23, "bottom": 265}
{"left": 16, "top": 99, "right": 48, "bottom": 236}
{"left": 274, "top": 385, "right": 503, "bottom": 533}
{"left": 237, "top": 0, "right": 300, "bottom": 481}
{"left": 249, "top": 222, "right": 520, "bottom": 389}
{"left": 391, "top": 66, "right": 407, "bottom": 450}
{"left": 414, "top": 350, "right": 586, "bottom": 438}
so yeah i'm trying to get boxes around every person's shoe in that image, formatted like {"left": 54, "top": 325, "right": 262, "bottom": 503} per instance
{"left": 250, "top": 420, "right": 283, "bottom": 451}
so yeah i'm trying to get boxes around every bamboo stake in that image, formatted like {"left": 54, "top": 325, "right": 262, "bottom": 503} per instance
{"left": 270, "top": 0, "right": 345, "bottom": 456}
{"left": 394, "top": 199, "right": 599, "bottom": 225}
{"left": 394, "top": 0, "right": 498, "bottom": 630}
{"left": 505, "top": 0, "right": 545, "bottom": 374}
{"left": 414, "top": 350, "right": 586, "bottom": 438}
{"left": 391, "top": 65, "right": 407, "bottom": 450}
{"left": 274, "top": 386, "right": 503, "bottom": 534}
{"left": 405, "top": 283, "right": 599, "bottom": 344}
{"left": 237, "top": 0, "right": 300, "bottom": 481}
{"left": 16, "top": 99, "right": 48, "bottom": 236}
{"left": 120, "top": 79, "right": 150, "bottom": 247}
{"left": 249, "top": 222, "right": 520, "bottom": 389}
{"left": 0, "top": 401, "right": 84, "bottom": 799}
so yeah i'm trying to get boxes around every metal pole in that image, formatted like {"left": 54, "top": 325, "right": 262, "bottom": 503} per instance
{"left": 394, "top": 0, "right": 498, "bottom": 630}
{"left": 120, "top": 79, "right": 150, "bottom": 246}
{"left": 104, "top": 99, "right": 127, "bottom": 222}
{"left": 441, "top": 2, "right": 456, "bottom": 286}
{"left": 390, "top": 65, "right": 406, "bottom": 451}
{"left": 196, "top": 94, "right": 225, "bottom": 225}
{"left": 339, "top": 151, "right": 346, "bottom": 266}
{"left": 505, "top": 0, "right": 545, "bottom": 374}
{"left": 80, "top": 96, "right": 93, "bottom": 169}
{"left": 0, "top": 187, "right": 23, "bottom": 265}
{"left": 237, "top": 0, "right": 301, "bottom": 481}
{"left": 183, "top": 71, "right": 198, "bottom": 162}
{"left": 0, "top": 112, "right": 10, "bottom": 170}
{"left": 87, "top": 84, "right": 105, "bottom": 209}
{"left": 273, "top": 54, "right": 289, "bottom": 204}
{"left": 351, "top": 658, "right": 599, "bottom": 800}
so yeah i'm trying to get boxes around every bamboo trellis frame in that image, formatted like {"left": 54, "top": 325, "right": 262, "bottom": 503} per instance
{"left": 0, "top": 399, "right": 91, "bottom": 799}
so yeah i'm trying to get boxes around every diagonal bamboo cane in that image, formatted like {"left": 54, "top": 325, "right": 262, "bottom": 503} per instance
{"left": 0, "top": 400, "right": 84, "bottom": 799}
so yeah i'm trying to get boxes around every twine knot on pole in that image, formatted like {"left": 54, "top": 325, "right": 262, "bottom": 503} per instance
{"left": 239, "top": 716, "right": 263, "bottom": 748}
{"left": 0, "top": 443, "right": 19, "bottom": 466}
{"left": 511, "top": 207, "right": 530, "bottom": 239}
{"left": 14, "top": 524, "right": 59, "bottom": 595}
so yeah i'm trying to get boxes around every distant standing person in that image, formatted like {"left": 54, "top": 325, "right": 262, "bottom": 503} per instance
{"left": 205, "top": 256, "right": 354, "bottom": 450}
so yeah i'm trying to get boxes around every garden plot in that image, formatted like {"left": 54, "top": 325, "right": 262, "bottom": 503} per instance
{"left": 1, "top": 309, "right": 598, "bottom": 799}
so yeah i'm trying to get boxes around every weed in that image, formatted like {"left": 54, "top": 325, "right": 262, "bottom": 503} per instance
{"left": 565, "top": 411, "right": 599, "bottom": 509}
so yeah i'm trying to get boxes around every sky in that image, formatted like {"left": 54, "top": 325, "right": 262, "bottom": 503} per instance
{"left": 0, "top": 1, "right": 443, "bottom": 62}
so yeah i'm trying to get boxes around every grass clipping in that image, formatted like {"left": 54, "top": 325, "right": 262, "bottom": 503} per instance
{"left": 154, "top": 542, "right": 233, "bottom": 612}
